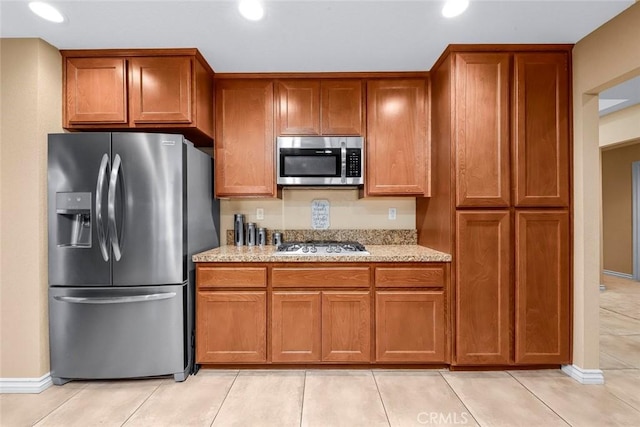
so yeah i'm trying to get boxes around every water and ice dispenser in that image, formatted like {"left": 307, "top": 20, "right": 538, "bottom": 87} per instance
{"left": 56, "top": 192, "right": 91, "bottom": 247}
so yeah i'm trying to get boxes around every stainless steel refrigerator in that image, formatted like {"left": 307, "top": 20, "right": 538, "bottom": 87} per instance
{"left": 47, "top": 132, "right": 219, "bottom": 385}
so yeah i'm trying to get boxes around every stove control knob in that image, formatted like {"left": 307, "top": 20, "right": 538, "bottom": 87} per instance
{"left": 326, "top": 246, "right": 333, "bottom": 253}
{"left": 335, "top": 246, "right": 342, "bottom": 253}
{"left": 310, "top": 246, "right": 317, "bottom": 253}
{"left": 302, "top": 246, "right": 309, "bottom": 253}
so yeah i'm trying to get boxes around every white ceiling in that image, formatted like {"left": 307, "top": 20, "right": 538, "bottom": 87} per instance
{"left": 599, "top": 76, "right": 640, "bottom": 116}
{"left": 0, "top": 0, "right": 635, "bottom": 73}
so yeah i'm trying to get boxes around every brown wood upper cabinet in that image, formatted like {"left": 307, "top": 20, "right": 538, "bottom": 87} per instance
{"left": 62, "top": 49, "right": 214, "bottom": 146}
{"left": 366, "top": 79, "right": 429, "bottom": 196}
{"left": 65, "top": 57, "right": 127, "bottom": 124}
{"left": 215, "top": 79, "right": 276, "bottom": 198}
{"left": 452, "top": 51, "right": 570, "bottom": 208}
{"left": 513, "top": 53, "right": 570, "bottom": 207}
{"left": 277, "top": 79, "right": 363, "bottom": 136}
{"left": 454, "top": 53, "right": 511, "bottom": 207}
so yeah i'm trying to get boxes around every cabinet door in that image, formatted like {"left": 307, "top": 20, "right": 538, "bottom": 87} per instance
{"left": 321, "top": 292, "right": 371, "bottom": 362}
{"left": 454, "top": 53, "right": 511, "bottom": 207}
{"left": 375, "top": 291, "right": 445, "bottom": 362}
{"left": 277, "top": 80, "right": 320, "bottom": 135}
{"left": 366, "top": 79, "right": 427, "bottom": 195}
{"left": 215, "top": 79, "right": 275, "bottom": 197}
{"left": 321, "top": 80, "right": 363, "bottom": 135}
{"left": 130, "top": 57, "right": 192, "bottom": 124}
{"left": 515, "top": 211, "right": 570, "bottom": 364}
{"left": 272, "top": 292, "right": 321, "bottom": 362}
{"left": 455, "top": 211, "right": 511, "bottom": 365}
{"left": 513, "top": 53, "right": 570, "bottom": 207}
{"left": 196, "top": 291, "right": 266, "bottom": 363}
{"left": 65, "top": 57, "right": 127, "bottom": 124}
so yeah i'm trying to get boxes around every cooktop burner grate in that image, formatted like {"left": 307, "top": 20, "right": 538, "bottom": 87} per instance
{"left": 274, "top": 240, "right": 369, "bottom": 256}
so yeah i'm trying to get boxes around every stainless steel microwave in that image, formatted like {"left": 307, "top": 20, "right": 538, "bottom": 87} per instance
{"left": 276, "top": 136, "right": 364, "bottom": 186}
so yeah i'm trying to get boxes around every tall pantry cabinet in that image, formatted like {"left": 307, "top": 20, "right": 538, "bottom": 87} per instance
{"left": 417, "top": 45, "right": 572, "bottom": 366}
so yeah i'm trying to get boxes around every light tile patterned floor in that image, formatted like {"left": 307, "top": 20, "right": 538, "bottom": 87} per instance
{"left": 2, "top": 276, "right": 639, "bottom": 427}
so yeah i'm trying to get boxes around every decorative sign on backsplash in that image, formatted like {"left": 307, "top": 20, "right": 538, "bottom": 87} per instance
{"left": 311, "top": 199, "right": 330, "bottom": 229}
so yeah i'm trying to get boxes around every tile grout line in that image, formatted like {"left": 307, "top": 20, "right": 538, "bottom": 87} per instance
{"left": 209, "top": 370, "right": 239, "bottom": 427}
{"left": 299, "top": 370, "right": 307, "bottom": 427}
{"left": 601, "top": 349, "right": 637, "bottom": 369}
{"left": 600, "top": 306, "right": 640, "bottom": 322}
{"left": 30, "top": 384, "right": 87, "bottom": 426}
{"left": 370, "top": 370, "right": 392, "bottom": 427}
{"left": 437, "top": 372, "right": 482, "bottom": 427}
{"left": 120, "top": 380, "right": 164, "bottom": 426}
{"left": 506, "top": 371, "right": 573, "bottom": 427}
{"left": 596, "top": 371, "right": 640, "bottom": 415}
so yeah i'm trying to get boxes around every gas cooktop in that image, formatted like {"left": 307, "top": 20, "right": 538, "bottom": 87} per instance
{"left": 274, "top": 240, "right": 370, "bottom": 256}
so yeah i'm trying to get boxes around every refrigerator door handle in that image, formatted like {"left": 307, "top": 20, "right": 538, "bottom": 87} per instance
{"left": 108, "top": 154, "right": 124, "bottom": 261}
{"left": 96, "top": 154, "right": 110, "bottom": 262}
{"left": 54, "top": 292, "right": 177, "bottom": 304}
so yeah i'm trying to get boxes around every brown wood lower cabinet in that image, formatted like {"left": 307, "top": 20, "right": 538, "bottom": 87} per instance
{"left": 196, "top": 291, "right": 266, "bottom": 363}
{"left": 321, "top": 292, "right": 371, "bottom": 362}
{"left": 515, "top": 210, "right": 570, "bottom": 364}
{"left": 271, "top": 292, "right": 322, "bottom": 362}
{"left": 455, "top": 211, "right": 511, "bottom": 365}
{"left": 196, "top": 262, "right": 449, "bottom": 366}
{"left": 271, "top": 291, "right": 371, "bottom": 363}
{"left": 375, "top": 291, "right": 445, "bottom": 362}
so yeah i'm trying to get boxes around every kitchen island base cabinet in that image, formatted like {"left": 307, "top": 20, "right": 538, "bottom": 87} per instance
{"left": 196, "top": 291, "right": 266, "bottom": 363}
{"left": 271, "top": 291, "right": 371, "bottom": 363}
{"left": 375, "top": 291, "right": 445, "bottom": 362}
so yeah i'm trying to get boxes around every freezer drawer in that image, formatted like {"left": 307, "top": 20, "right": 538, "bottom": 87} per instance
{"left": 49, "top": 284, "right": 188, "bottom": 384}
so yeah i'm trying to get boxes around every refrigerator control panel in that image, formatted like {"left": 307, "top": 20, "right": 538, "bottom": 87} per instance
{"left": 56, "top": 192, "right": 91, "bottom": 213}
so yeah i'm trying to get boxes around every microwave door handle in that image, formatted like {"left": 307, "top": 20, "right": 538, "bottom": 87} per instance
{"left": 95, "top": 154, "right": 110, "bottom": 262}
{"left": 108, "top": 154, "right": 124, "bottom": 261}
{"left": 341, "top": 146, "right": 347, "bottom": 183}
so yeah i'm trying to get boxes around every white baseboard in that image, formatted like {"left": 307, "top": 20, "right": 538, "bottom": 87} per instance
{"left": 603, "top": 270, "right": 634, "bottom": 280}
{"left": 561, "top": 364, "right": 604, "bottom": 384}
{"left": 0, "top": 372, "right": 53, "bottom": 394}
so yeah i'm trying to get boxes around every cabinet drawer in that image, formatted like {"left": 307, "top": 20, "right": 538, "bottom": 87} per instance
{"left": 197, "top": 266, "right": 267, "bottom": 288}
{"left": 272, "top": 267, "right": 370, "bottom": 288}
{"left": 375, "top": 267, "right": 444, "bottom": 287}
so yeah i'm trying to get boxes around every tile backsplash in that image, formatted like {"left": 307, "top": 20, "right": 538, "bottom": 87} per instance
{"left": 220, "top": 188, "right": 415, "bottom": 239}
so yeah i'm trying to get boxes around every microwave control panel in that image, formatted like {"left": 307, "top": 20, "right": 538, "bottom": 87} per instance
{"left": 346, "top": 149, "right": 362, "bottom": 177}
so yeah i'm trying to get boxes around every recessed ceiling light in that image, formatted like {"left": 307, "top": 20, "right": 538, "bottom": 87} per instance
{"left": 442, "top": 0, "right": 469, "bottom": 18}
{"left": 29, "top": 1, "right": 65, "bottom": 23}
{"left": 238, "top": 0, "right": 264, "bottom": 21}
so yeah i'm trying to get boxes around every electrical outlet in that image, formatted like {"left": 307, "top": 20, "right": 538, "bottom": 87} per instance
{"left": 256, "top": 208, "right": 264, "bottom": 220}
{"left": 388, "top": 207, "right": 397, "bottom": 220}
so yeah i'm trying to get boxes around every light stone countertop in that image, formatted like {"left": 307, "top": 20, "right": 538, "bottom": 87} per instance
{"left": 192, "top": 245, "right": 451, "bottom": 263}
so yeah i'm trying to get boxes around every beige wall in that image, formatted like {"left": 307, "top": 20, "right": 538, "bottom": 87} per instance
{"left": 572, "top": 2, "right": 640, "bottom": 370}
{"left": 600, "top": 104, "right": 640, "bottom": 148}
{"left": 601, "top": 141, "right": 640, "bottom": 275}
{"left": 0, "top": 39, "right": 62, "bottom": 378}
{"left": 220, "top": 190, "right": 415, "bottom": 238}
